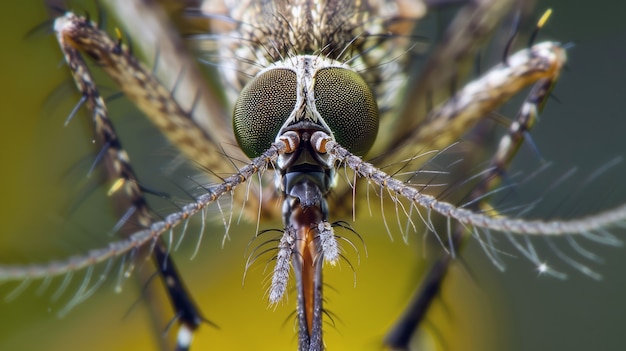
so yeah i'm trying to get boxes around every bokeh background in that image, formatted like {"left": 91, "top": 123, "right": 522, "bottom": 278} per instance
{"left": 0, "top": 1, "right": 625, "bottom": 350}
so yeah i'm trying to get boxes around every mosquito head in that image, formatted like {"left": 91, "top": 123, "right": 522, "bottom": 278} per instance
{"left": 232, "top": 55, "right": 379, "bottom": 160}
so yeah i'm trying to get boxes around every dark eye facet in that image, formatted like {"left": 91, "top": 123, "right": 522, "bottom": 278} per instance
{"left": 313, "top": 68, "right": 378, "bottom": 156}
{"left": 233, "top": 69, "right": 297, "bottom": 158}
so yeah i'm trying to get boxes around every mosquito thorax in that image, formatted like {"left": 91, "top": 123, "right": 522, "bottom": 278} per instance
{"left": 232, "top": 55, "right": 379, "bottom": 160}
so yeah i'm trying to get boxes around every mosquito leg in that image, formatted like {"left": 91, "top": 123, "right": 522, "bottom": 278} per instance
{"left": 100, "top": 0, "right": 233, "bottom": 130}
{"left": 384, "top": 254, "right": 452, "bottom": 349}
{"left": 55, "top": 14, "right": 151, "bottom": 229}
{"left": 377, "top": 0, "right": 516, "bottom": 154}
{"left": 384, "top": 12, "right": 562, "bottom": 346}
{"left": 54, "top": 12, "right": 273, "bottom": 220}
{"left": 384, "top": 71, "right": 558, "bottom": 349}
{"left": 55, "top": 13, "right": 208, "bottom": 350}
{"left": 391, "top": 42, "right": 565, "bottom": 164}
{"left": 153, "top": 240, "right": 211, "bottom": 351}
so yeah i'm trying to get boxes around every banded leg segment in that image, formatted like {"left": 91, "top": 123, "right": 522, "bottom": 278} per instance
{"left": 54, "top": 13, "right": 224, "bottom": 172}
{"left": 55, "top": 13, "right": 151, "bottom": 231}
{"left": 385, "top": 41, "right": 566, "bottom": 165}
{"left": 153, "top": 241, "right": 209, "bottom": 351}
{"left": 54, "top": 13, "right": 275, "bottom": 220}
{"left": 56, "top": 14, "right": 208, "bottom": 350}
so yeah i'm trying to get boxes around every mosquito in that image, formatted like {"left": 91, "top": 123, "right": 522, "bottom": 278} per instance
{"left": 1, "top": 1, "right": 626, "bottom": 350}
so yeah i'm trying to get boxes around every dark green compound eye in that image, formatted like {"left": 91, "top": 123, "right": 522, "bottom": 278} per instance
{"left": 233, "top": 69, "right": 297, "bottom": 158}
{"left": 313, "top": 68, "right": 379, "bottom": 156}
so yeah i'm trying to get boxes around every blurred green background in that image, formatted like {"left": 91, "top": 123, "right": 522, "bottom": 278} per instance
{"left": 0, "top": 1, "right": 625, "bottom": 350}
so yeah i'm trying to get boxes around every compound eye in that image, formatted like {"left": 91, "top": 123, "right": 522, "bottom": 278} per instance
{"left": 233, "top": 69, "right": 297, "bottom": 158}
{"left": 313, "top": 68, "right": 378, "bottom": 156}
